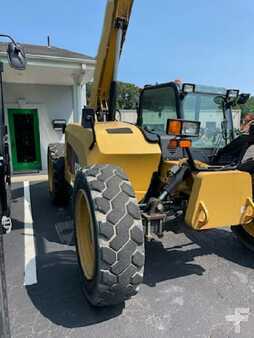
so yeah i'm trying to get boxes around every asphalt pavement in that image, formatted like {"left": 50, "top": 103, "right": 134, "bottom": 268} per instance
{"left": 3, "top": 180, "right": 254, "bottom": 337}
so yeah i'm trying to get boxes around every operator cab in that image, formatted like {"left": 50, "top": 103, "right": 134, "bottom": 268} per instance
{"left": 137, "top": 81, "right": 250, "bottom": 166}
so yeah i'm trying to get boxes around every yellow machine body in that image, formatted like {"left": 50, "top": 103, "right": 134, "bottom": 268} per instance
{"left": 65, "top": 123, "right": 254, "bottom": 230}
{"left": 65, "top": 121, "right": 161, "bottom": 201}
{"left": 185, "top": 170, "right": 254, "bottom": 229}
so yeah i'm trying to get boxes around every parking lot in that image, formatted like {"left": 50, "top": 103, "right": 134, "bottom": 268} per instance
{"left": 3, "top": 178, "right": 254, "bottom": 337}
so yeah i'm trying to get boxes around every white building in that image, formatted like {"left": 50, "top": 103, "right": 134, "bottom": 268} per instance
{"left": 0, "top": 42, "right": 95, "bottom": 173}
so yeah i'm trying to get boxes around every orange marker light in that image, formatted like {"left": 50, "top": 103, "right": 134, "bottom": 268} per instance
{"left": 179, "top": 139, "right": 192, "bottom": 148}
{"left": 168, "top": 120, "right": 182, "bottom": 135}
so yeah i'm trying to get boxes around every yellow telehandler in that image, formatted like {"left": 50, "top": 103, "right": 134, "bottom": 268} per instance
{"left": 48, "top": 0, "right": 253, "bottom": 307}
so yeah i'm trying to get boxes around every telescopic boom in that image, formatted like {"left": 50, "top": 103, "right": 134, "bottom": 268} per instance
{"left": 89, "top": 0, "right": 134, "bottom": 120}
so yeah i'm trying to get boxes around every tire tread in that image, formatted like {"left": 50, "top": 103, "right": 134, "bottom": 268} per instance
{"left": 48, "top": 143, "right": 70, "bottom": 205}
{"left": 75, "top": 164, "right": 145, "bottom": 306}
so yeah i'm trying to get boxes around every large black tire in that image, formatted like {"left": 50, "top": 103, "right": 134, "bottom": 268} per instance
{"left": 47, "top": 143, "right": 70, "bottom": 205}
{"left": 73, "top": 164, "right": 145, "bottom": 307}
{"left": 231, "top": 147, "right": 254, "bottom": 251}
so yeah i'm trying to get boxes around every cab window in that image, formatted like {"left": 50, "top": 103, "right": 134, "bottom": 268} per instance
{"left": 140, "top": 86, "right": 177, "bottom": 133}
{"left": 183, "top": 93, "right": 226, "bottom": 148}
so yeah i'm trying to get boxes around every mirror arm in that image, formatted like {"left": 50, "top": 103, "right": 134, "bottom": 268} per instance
{"left": 185, "top": 148, "right": 197, "bottom": 171}
{"left": 0, "top": 34, "right": 16, "bottom": 45}
{"left": 223, "top": 103, "right": 235, "bottom": 142}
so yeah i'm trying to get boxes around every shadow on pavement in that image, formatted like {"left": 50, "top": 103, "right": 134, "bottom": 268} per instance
{"left": 144, "top": 239, "right": 206, "bottom": 287}
{"left": 30, "top": 181, "right": 73, "bottom": 246}
{"left": 183, "top": 224, "right": 254, "bottom": 269}
{"left": 11, "top": 184, "right": 24, "bottom": 231}
{"left": 26, "top": 250, "right": 124, "bottom": 328}
{"left": 144, "top": 222, "right": 254, "bottom": 287}
{"left": 10, "top": 218, "right": 24, "bottom": 231}
{"left": 11, "top": 185, "right": 24, "bottom": 201}
{"left": 27, "top": 181, "right": 124, "bottom": 328}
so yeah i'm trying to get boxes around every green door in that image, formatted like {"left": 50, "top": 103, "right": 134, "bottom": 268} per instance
{"left": 8, "top": 109, "right": 41, "bottom": 172}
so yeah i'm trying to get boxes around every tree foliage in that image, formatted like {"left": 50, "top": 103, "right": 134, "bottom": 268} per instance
{"left": 240, "top": 96, "right": 254, "bottom": 116}
{"left": 117, "top": 81, "right": 140, "bottom": 109}
{"left": 86, "top": 81, "right": 140, "bottom": 109}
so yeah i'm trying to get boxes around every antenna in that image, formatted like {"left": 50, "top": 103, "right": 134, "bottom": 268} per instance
{"left": 47, "top": 35, "right": 51, "bottom": 48}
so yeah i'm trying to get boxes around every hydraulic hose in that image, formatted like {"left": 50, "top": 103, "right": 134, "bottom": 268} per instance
{"left": 159, "top": 166, "right": 190, "bottom": 201}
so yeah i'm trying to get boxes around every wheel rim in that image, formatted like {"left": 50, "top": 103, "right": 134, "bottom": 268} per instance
{"left": 48, "top": 157, "right": 53, "bottom": 192}
{"left": 75, "top": 189, "right": 96, "bottom": 280}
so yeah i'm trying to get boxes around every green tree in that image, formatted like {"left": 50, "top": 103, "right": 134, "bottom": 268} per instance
{"left": 117, "top": 81, "right": 140, "bottom": 109}
{"left": 240, "top": 96, "right": 254, "bottom": 116}
{"left": 86, "top": 81, "right": 140, "bottom": 109}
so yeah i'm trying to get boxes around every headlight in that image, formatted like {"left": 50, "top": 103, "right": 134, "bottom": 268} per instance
{"left": 182, "top": 83, "right": 196, "bottom": 94}
{"left": 167, "top": 119, "right": 200, "bottom": 137}
{"left": 226, "top": 89, "right": 239, "bottom": 99}
{"left": 182, "top": 121, "right": 200, "bottom": 137}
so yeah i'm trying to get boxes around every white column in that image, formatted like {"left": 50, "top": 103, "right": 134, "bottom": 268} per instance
{"left": 82, "top": 83, "right": 87, "bottom": 106}
{"left": 72, "top": 83, "right": 77, "bottom": 123}
{"left": 72, "top": 82, "right": 82, "bottom": 123}
{"left": 72, "top": 66, "right": 87, "bottom": 123}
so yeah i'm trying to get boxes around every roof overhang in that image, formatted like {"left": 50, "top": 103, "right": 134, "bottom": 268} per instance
{"left": 0, "top": 52, "right": 96, "bottom": 86}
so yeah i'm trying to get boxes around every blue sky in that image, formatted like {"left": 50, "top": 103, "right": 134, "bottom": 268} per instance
{"left": 2, "top": 0, "right": 254, "bottom": 93}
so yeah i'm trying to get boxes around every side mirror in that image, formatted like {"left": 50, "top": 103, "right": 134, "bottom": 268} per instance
{"left": 7, "top": 42, "right": 26, "bottom": 70}
{"left": 52, "top": 119, "right": 66, "bottom": 133}
{"left": 213, "top": 95, "right": 224, "bottom": 106}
